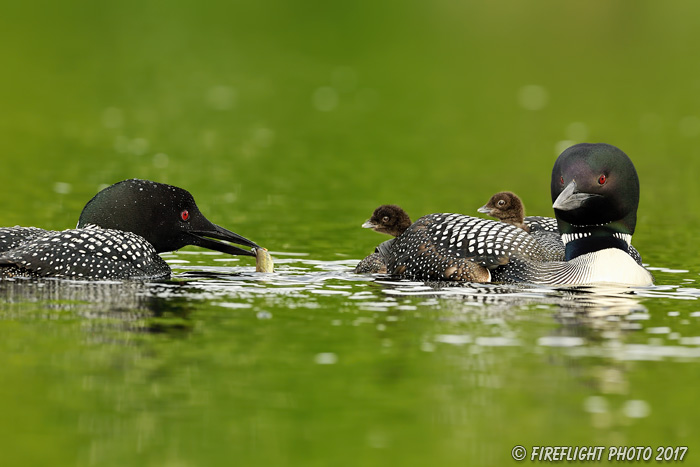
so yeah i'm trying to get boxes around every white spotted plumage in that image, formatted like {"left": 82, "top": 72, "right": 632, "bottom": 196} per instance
{"left": 0, "top": 227, "right": 171, "bottom": 280}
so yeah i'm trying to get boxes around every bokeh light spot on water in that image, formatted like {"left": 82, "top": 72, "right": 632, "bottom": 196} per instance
{"left": 555, "top": 140, "right": 576, "bottom": 155}
{"left": 537, "top": 336, "right": 585, "bottom": 347}
{"left": 314, "top": 352, "right": 338, "bottom": 365}
{"left": 584, "top": 395, "right": 608, "bottom": 414}
{"left": 646, "top": 326, "right": 671, "bottom": 334}
{"left": 366, "top": 430, "right": 388, "bottom": 449}
{"left": 152, "top": 153, "right": 169, "bottom": 168}
{"left": 622, "top": 399, "right": 651, "bottom": 418}
{"left": 313, "top": 86, "right": 339, "bottom": 112}
{"left": 206, "top": 85, "right": 237, "bottom": 110}
{"left": 130, "top": 138, "right": 149, "bottom": 156}
{"left": 252, "top": 127, "right": 275, "bottom": 147}
{"left": 679, "top": 115, "right": 700, "bottom": 137}
{"left": 434, "top": 334, "right": 472, "bottom": 345}
{"left": 475, "top": 336, "right": 519, "bottom": 347}
{"left": 53, "top": 182, "right": 72, "bottom": 195}
{"left": 101, "top": 107, "right": 124, "bottom": 128}
{"left": 114, "top": 136, "right": 149, "bottom": 155}
{"left": 565, "top": 122, "right": 589, "bottom": 141}
{"left": 517, "top": 85, "right": 549, "bottom": 111}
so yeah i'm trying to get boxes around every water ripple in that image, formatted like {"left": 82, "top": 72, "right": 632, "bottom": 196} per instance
{"left": 1, "top": 253, "right": 700, "bottom": 362}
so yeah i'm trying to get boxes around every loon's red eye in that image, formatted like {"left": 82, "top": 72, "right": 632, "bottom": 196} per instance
{"left": 180, "top": 209, "right": 190, "bottom": 221}
{"left": 560, "top": 176, "right": 564, "bottom": 185}
{"left": 598, "top": 174, "right": 607, "bottom": 185}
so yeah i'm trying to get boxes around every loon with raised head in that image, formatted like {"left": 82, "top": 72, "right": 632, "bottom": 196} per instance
{"left": 354, "top": 205, "right": 412, "bottom": 274}
{"left": 0, "top": 179, "right": 259, "bottom": 280}
{"left": 380, "top": 143, "right": 653, "bottom": 286}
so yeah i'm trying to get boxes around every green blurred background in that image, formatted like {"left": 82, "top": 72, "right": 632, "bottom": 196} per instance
{"left": 2, "top": 0, "right": 700, "bottom": 266}
{"left": 2, "top": 1, "right": 700, "bottom": 466}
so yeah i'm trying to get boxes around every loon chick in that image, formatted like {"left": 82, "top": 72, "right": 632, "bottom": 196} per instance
{"left": 362, "top": 204, "right": 412, "bottom": 237}
{"left": 355, "top": 205, "right": 412, "bottom": 274}
{"left": 478, "top": 191, "right": 566, "bottom": 261}
{"left": 478, "top": 191, "right": 529, "bottom": 231}
{"left": 383, "top": 143, "right": 653, "bottom": 286}
{"left": 0, "top": 179, "right": 259, "bottom": 280}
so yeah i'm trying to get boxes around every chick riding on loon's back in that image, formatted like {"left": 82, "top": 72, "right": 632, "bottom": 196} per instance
{"left": 354, "top": 205, "right": 412, "bottom": 274}
{"left": 377, "top": 143, "right": 653, "bottom": 286}
{"left": 477, "top": 189, "right": 643, "bottom": 265}
{"left": 478, "top": 191, "right": 530, "bottom": 231}
{"left": 0, "top": 179, "right": 260, "bottom": 280}
{"left": 355, "top": 204, "right": 493, "bottom": 282}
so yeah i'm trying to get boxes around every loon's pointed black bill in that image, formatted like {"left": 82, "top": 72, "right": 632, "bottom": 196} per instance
{"left": 552, "top": 180, "right": 601, "bottom": 211}
{"left": 362, "top": 220, "right": 377, "bottom": 229}
{"left": 189, "top": 224, "right": 259, "bottom": 257}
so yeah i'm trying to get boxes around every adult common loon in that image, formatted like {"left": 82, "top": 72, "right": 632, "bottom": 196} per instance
{"left": 380, "top": 143, "right": 653, "bottom": 286}
{"left": 0, "top": 179, "right": 259, "bottom": 280}
{"left": 477, "top": 190, "right": 643, "bottom": 266}
{"left": 354, "top": 205, "right": 412, "bottom": 274}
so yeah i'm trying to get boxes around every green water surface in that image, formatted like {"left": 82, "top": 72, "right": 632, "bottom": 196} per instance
{"left": 2, "top": 1, "right": 700, "bottom": 466}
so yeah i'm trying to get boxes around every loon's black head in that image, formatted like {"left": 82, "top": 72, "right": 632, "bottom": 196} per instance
{"left": 362, "top": 205, "right": 412, "bottom": 237}
{"left": 551, "top": 143, "right": 639, "bottom": 258}
{"left": 77, "top": 179, "right": 259, "bottom": 256}
{"left": 477, "top": 191, "right": 526, "bottom": 225}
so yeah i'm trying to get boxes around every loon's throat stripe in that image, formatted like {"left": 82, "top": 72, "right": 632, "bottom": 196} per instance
{"left": 562, "top": 232, "right": 631, "bottom": 246}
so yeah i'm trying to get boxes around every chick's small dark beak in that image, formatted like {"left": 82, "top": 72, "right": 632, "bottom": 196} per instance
{"left": 477, "top": 205, "right": 492, "bottom": 215}
{"left": 189, "top": 223, "right": 260, "bottom": 257}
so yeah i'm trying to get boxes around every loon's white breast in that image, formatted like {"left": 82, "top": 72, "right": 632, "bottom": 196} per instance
{"left": 534, "top": 248, "right": 653, "bottom": 287}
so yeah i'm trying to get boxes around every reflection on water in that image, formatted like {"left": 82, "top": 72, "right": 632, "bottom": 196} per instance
{"left": 0, "top": 252, "right": 698, "bottom": 465}
{"left": 0, "top": 252, "right": 697, "bottom": 361}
